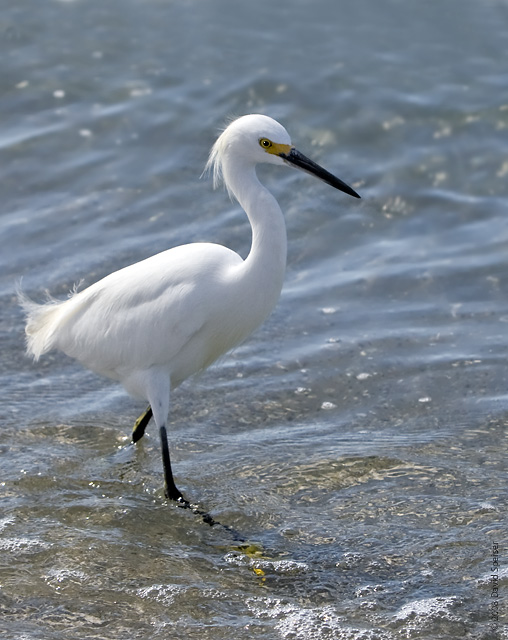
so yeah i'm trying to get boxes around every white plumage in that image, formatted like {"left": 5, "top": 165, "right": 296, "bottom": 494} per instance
{"left": 21, "top": 114, "right": 359, "bottom": 502}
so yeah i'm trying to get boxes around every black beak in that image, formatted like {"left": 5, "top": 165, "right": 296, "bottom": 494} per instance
{"left": 281, "top": 148, "right": 360, "bottom": 199}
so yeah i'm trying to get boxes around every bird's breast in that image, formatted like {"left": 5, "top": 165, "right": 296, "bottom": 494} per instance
{"left": 167, "top": 256, "right": 284, "bottom": 386}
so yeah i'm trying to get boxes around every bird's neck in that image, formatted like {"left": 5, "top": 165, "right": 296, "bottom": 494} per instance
{"left": 224, "top": 160, "right": 287, "bottom": 297}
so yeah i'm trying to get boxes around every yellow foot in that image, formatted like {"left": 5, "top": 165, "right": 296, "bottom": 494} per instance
{"left": 231, "top": 542, "right": 267, "bottom": 578}
{"left": 132, "top": 405, "right": 153, "bottom": 443}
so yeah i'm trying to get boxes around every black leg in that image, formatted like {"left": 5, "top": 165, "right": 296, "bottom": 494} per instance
{"left": 131, "top": 406, "right": 246, "bottom": 539}
{"left": 156, "top": 425, "right": 247, "bottom": 541}
{"left": 159, "top": 424, "right": 186, "bottom": 503}
{"left": 132, "top": 405, "right": 153, "bottom": 443}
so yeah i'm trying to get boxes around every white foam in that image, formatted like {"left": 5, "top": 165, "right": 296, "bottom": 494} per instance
{"left": 394, "top": 596, "right": 460, "bottom": 627}
{"left": 247, "top": 598, "right": 394, "bottom": 639}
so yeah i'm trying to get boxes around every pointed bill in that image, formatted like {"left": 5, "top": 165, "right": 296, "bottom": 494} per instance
{"left": 280, "top": 148, "right": 360, "bottom": 199}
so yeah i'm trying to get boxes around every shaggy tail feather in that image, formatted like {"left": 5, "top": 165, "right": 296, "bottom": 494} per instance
{"left": 17, "top": 288, "right": 63, "bottom": 361}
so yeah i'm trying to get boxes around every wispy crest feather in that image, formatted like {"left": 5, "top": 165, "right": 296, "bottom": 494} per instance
{"left": 203, "top": 116, "right": 239, "bottom": 200}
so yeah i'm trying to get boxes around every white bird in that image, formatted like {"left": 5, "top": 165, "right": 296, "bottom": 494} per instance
{"left": 20, "top": 114, "right": 360, "bottom": 503}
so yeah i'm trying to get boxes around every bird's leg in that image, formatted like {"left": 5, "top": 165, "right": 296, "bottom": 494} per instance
{"left": 132, "top": 405, "right": 153, "bottom": 442}
{"left": 141, "top": 372, "right": 186, "bottom": 503}
{"left": 158, "top": 423, "right": 241, "bottom": 533}
{"left": 159, "top": 424, "right": 186, "bottom": 503}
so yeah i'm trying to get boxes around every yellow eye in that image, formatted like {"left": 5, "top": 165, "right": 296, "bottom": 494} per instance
{"left": 259, "top": 138, "right": 272, "bottom": 149}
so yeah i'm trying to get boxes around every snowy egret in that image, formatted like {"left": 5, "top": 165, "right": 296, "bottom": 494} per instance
{"left": 20, "top": 114, "right": 360, "bottom": 503}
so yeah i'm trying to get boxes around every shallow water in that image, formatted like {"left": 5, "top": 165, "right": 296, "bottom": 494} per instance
{"left": 1, "top": 0, "right": 507, "bottom": 638}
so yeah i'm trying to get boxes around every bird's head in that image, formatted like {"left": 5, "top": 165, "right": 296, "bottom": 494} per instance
{"left": 206, "top": 114, "right": 360, "bottom": 199}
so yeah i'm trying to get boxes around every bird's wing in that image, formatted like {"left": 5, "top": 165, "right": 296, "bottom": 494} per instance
{"left": 51, "top": 243, "right": 242, "bottom": 379}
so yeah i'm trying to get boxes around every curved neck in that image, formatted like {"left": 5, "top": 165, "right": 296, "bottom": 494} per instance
{"left": 223, "top": 159, "right": 287, "bottom": 285}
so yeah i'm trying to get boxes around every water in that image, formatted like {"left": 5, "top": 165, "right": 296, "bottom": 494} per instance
{"left": 1, "top": 0, "right": 507, "bottom": 638}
